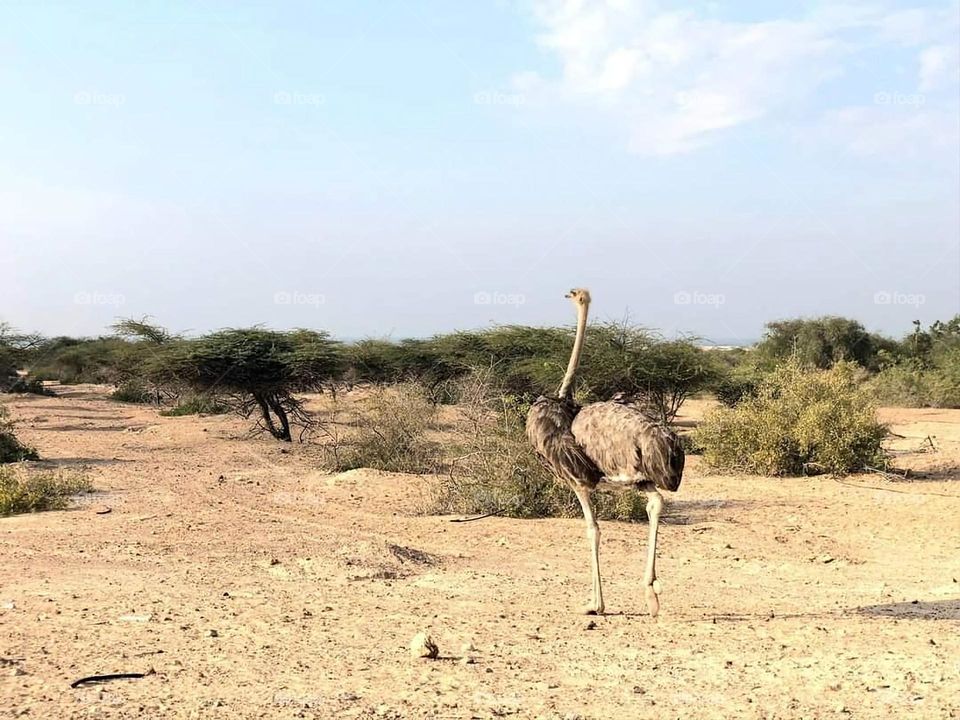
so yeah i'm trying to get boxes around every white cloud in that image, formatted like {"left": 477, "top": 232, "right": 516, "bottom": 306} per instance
{"left": 517, "top": 0, "right": 960, "bottom": 156}
{"left": 919, "top": 43, "right": 960, "bottom": 91}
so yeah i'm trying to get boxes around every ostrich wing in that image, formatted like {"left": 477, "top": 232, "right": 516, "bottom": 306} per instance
{"left": 526, "top": 397, "right": 603, "bottom": 486}
{"left": 571, "top": 401, "right": 684, "bottom": 492}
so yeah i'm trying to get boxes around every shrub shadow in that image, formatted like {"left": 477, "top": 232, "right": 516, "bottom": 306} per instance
{"left": 855, "top": 599, "right": 960, "bottom": 620}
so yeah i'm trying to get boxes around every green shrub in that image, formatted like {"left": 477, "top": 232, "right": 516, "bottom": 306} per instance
{"left": 111, "top": 379, "right": 155, "bottom": 404}
{"left": 867, "top": 357, "right": 960, "bottom": 408}
{"left": 159, "top": 394, "right": 231, "bottom": 416}
{"left": 927, "top": 352, "right": 960, "bottom": 407}
{"left": 427, "top": 370, "right": 648, "bottom": 520}
{"left": 714, "top": 375, "right": 760, "bottom": 406}
{"left": 342, "top": 323, "right": 716, "bottom": 422}
{"left": 696, "top": 359, "right": 887, "bottom": 475}
{"left": 0, "top": 408, "right": 38, "bottom": 463}
{"left": 330, "top": 383, "right": 442, "bottom": 473}
{"left": 756, "top": 317, "right": 896, "bottom": 371}
{"left": 28, "top": 337, "right": 132, "bottom": 384}
{"left": 0, "top": 466, "right": 91, "bottom": 516}
{"left": 866, "top": 365, "right": 931, "bottom": 407}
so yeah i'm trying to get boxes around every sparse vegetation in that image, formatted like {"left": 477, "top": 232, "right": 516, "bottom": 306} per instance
{"left": 867, "top": 355, "right": 960, "bottom": 408}
{"left": 0, "top": 407, "right": 39, "bottom": 463}
{"left": 0, "top": 466, "right": 91, "bottom": 516}
{"left": 110, "top": 379, "right": 156, "bottom": 404}
{"left": 339, "top": 323, "right": 717, "bottom": 422}
{"left": 696, "top": 359, "right": 887, "bottom": 476}
{"left": 6, "top": 313, "right": 958, "bottom": 487}
{"left": 865, "top": 318, "right": 960, "bottom": 408}
{"left": 159, "top": 394, "right": 231, "bottom": 417}
{"left": 328, "top": 383, "right": 443, "bottom": 473}
{"left": 0, "top": 323, "right": 47, "bottom": 394}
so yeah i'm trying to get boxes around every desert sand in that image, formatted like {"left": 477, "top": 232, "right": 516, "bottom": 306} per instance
{"left": 2, "top": 387, "right": 959, "bottom": 719}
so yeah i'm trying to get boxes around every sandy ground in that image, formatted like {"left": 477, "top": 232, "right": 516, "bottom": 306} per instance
{"left": 1, "top": 387, "right": 959, "bottom": 719}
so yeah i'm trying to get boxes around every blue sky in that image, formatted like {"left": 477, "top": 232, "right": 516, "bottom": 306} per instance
{"left": 1, "top": 0, "right": 958, "bottom": 343}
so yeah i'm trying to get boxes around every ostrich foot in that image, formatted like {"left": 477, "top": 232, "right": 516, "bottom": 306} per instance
{"left": 645, "top": 583, "right": 661, "bottom": 618}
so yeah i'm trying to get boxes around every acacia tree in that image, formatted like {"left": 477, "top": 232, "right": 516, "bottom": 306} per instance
{"left": 581, "top": 322, "right": 719, "bottom": 422}
{"left": 756, "top": 317, "right": 896, "bottom": 371}
{"left": 0, "top": 322, "right": 45, "bottom": 393}
{"left": 110, "top": 317, "right": 178, "bottom": 404}
{"left": 146, "top": 328, "right": 342, "bottom": 441}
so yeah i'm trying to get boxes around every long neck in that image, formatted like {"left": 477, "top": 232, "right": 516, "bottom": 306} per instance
{"left": 558, "top": 301, "right": 589, "bottom": 399}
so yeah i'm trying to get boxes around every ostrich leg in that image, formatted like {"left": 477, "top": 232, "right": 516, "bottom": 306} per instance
{"left": 573, "top": 485, "right": 604, "bottom": 615}
{"left": 643, "top": 489, "right": 664, "bottom": 618}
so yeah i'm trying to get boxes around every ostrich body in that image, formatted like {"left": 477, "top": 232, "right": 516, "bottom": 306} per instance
{"left": 526, "top": 289, "right": 684, "bottom": 617}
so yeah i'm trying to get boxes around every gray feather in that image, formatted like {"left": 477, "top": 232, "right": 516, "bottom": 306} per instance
{"left": 525, "top": 396, "right": 603, "bottom": 487}
{"left": 571, "top": 401, "right": 684, "bottom": 492}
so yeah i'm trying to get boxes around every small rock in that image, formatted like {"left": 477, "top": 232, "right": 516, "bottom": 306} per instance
{"left": 821, "top": 556, "right": 835, "bottom": 564}
{"left": 205, "top": 629, "right": 219, "bottom": 638}
{"left": 118, "top": 614, "right": 152, "bottom": 623}
{"left": 409, "top": 632, "right": 438, "bottom": 659}
{"left": 1, "top": 601, "right": 15, "bottom": 611}
{"left": 585, "top": 620, "right": 597, "bottom": 630}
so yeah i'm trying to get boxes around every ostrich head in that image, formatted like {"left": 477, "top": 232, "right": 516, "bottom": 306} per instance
{"left": 565, "top": 288, "right": 592, "bottom": 307}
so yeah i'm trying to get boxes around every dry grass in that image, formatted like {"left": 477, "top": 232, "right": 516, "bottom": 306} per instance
{"left": 324, "top": 383, "right": 443, "bottom": 474}
{"left": 0, "top": 466, "right": 91, "bottom": 516}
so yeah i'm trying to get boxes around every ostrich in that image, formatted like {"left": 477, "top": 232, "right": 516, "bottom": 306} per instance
{"left": 526, "top": 289, "right": 684, "bottom": 617}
